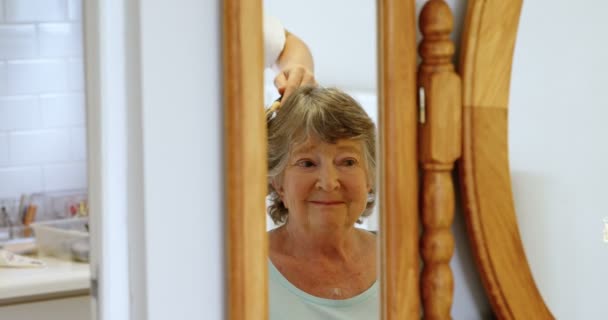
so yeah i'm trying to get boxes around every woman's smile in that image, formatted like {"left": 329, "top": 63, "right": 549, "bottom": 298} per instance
{"left": 309, "top": 200, "right": 345, "bottom": 206}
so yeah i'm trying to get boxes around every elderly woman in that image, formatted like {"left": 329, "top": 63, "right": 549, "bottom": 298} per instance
{"left": 266, "top": 86, "right": 378, "bottom": 319}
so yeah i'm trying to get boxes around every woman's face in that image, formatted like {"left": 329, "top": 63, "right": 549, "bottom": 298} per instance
{"left": 273, "top": 136, "right": 371, "bottom": 232}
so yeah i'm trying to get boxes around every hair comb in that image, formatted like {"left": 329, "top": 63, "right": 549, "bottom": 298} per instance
{"left": 265, "top": 96, "right": 283, "bottom": 120}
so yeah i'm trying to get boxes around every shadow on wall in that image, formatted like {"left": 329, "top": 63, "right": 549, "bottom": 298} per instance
{"left": 452, "top": 171, "right": 494, "bottom": 320}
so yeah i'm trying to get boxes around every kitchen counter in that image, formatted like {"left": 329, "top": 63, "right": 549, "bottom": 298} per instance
{"left": 0, "top": 255, "right": 90, "bottom": 306}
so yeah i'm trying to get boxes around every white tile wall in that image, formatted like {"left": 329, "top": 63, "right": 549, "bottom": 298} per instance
{"left": 67, "top": 0, "right": 82, "bottom": 21}
{"left": 69, "top": 127, "right": 86, "bottom": 160}
{"left": 6, "top": 60, "right": 69, "bottom": 94}
{"left": 66, "top": 58, "right": 83, "bottom": 90}
{"left": 0, "top": 96, "right": 41, "bottom": 130}
{"left": 40, "top": 93, "right": 85, "bottom": 127}
{"left": 0, "top": 25, "right": 37, "bottom": 59}
{"left": 0, "top": 166, "right": 44, "bottom": 198}
{"left": 0, "top": 0, "right": 87, "bottom": 200}
{"left": 5, "top": 0, "right": 67, "bottom": 22}
{"left": 0, "top": 0, "right": 4, "bottom": 23}
{"left": 38, "top": 23, "right": 82, "bottom": 57}
{"left": 43, "top": 162, "right": 86, "bottom": 191}
{"left": 9, "top": 129, "right": 72, "bottom": 164}
{"left": 0, "top": 62, "right": 6, "bottom": 95}
{"left": 0, "top": 134, "right": 8, "bottom": 164}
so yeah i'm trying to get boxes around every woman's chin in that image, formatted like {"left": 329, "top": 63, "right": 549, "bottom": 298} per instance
{"left": 308, "top": 215, "right": 352, "bottom": 231}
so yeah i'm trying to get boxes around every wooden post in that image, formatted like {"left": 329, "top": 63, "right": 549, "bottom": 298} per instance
{"left": 378, "top": 0, "right": 421, "bottom": 319}
{"left": 223, "top": 0, "right": 268, "bottom": 319}
{"left": 417, "top": 1, "right": 462, "bottom": 319}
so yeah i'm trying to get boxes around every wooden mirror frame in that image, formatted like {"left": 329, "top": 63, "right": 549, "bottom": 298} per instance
{"left": 222, "top": 0, "right": 420, "bottom": 319}
{"left": 222, "top": 0, "right": 559, "bottom": 319}
{"left": 459, "top": 0, "right": 555, "bottom": 318}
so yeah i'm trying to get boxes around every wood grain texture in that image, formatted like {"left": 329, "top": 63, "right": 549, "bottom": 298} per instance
{"left": 223, "top": 1, "right": 268, "bottom": 319}
{"left": 224, "top": 1, "right": 421, "bottom": 319}
{"left": 459, "top": 0, "right": 555, "bottom": 319}
{"left": 378, "top": 0, "right": 420, "bottom": 319}
{"left": 417, "top": 1, "right": 461, "bottom": 318}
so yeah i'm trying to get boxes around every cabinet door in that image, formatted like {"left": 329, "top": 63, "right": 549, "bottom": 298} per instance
{"left": 0, "top": 296, "right": 91, "bottom": 320}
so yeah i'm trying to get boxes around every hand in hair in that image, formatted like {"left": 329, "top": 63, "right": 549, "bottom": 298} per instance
{"left": 274, "top": 31, "right": 317, "bottom": 102}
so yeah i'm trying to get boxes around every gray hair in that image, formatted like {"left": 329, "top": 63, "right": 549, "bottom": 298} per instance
{"left": 266, "top": 86, "right": 376, "bottom": 225}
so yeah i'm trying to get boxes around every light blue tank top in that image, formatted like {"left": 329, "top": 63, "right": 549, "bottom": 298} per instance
{"left": 268, "top": 260, "right": 380, "bottom": 320}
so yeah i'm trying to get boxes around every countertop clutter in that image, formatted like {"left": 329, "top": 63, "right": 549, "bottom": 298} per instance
{"left": 0, "top": 255, "right": 90, "bottom": 305}
{"left": 0, "top": 191, "right": 91, "bottom": 304}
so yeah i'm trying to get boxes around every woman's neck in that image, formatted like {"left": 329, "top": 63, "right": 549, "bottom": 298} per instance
{"left": 272, "top": 222, "right": 363, "bottom": 263}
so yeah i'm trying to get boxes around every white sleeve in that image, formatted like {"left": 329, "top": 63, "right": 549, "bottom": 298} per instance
{"left": 264, "top": 15, "right": 286, "bottom": 68}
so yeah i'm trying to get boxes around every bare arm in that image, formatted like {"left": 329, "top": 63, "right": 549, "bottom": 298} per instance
{"left": 274, "top": 31, "right": 317, "bottom": 101}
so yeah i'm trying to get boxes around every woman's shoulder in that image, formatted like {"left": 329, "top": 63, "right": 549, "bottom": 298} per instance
{"left": 267, "top": 226, "right": 285, "bottom": 253}
{"left": 357, "top": 227, "right": 377, "bottom": 242}
{"left": 268, "top": 226, "right": 294, "bottom": 264}
{"left": 355, "top": 228, "right": 377, "bottom": 259}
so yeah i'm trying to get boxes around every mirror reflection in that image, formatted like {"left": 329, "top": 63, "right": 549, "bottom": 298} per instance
{"left": 263, "top": 1, "right": 379, "bottom": 319}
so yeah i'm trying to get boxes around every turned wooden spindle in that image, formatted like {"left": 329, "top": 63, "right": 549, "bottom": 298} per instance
{"left": 417, "top": 1, "right": 462, "bottom": 319}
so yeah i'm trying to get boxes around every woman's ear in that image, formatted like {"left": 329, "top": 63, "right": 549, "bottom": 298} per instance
{"left": 271, "top": 178, "right": 284, "bottom": 197}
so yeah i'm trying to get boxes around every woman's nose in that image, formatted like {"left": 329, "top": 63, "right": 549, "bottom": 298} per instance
{"left": 315, "top": 165, "right": 340, "bottom": 191}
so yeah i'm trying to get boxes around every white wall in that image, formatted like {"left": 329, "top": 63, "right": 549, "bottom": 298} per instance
{"left": 264, "top": 0, "right": 376, "bottom": 92}
{"left": 84, "top": 1, "right": 224, "bottom": 319}
{"left": 509, "top": 1, "right": 608, "bottom": 319}
{"left": 0, "top": 0, "right": 87, "bottom": 199}
{"left": 138, "top": 1, "right": 224, "bottom": 320}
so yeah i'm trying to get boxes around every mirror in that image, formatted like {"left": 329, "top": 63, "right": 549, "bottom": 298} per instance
{"left": 262, "top": 1, "right": 381, "bottom": 317}
{"left": 509, "top": 1, "right": 608, "bottom": 318}
{"left": 224, "top": 0, "right": 420, "bottom": 319}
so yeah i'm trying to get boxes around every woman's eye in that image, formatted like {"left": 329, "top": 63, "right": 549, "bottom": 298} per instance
{"left": 296, "top": 160, "right": 315, "bottom": 168}
{"left": 342, "top": 159, "right": 357, "bottom": 166}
